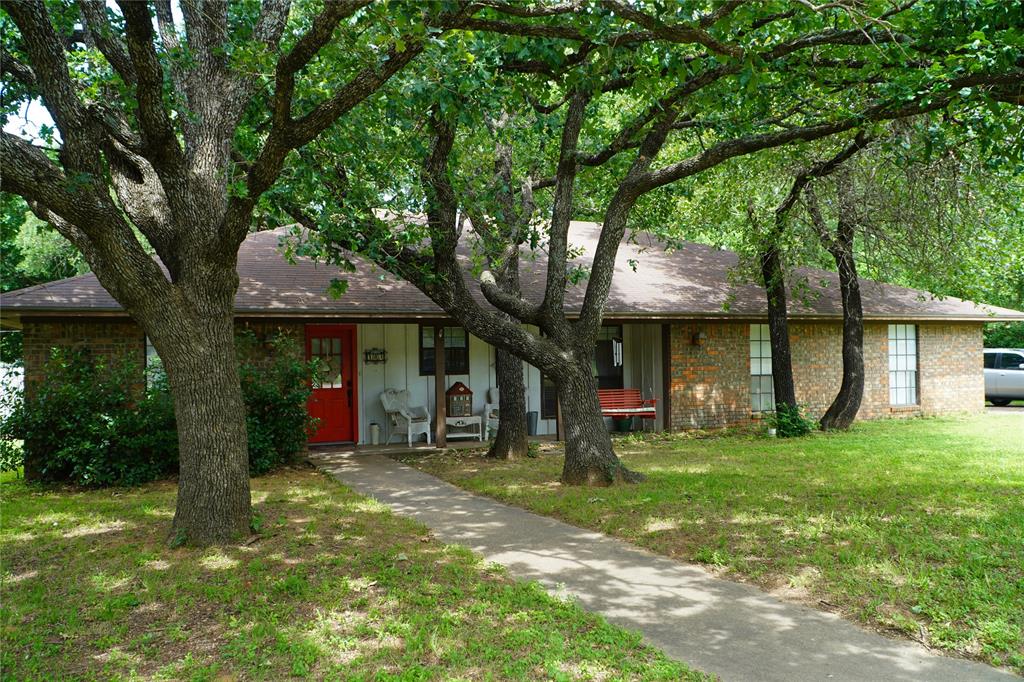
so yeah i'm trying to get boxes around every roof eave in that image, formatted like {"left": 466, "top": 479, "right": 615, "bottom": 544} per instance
{"left": 2, "top": 307, "right": 1021, "bottom": 323}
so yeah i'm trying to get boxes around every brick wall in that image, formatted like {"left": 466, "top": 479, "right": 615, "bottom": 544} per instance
{"left": 918, "top": 322, "right": 984, "bottom": 415}
{"left": 235, "top": 320, "right": 306, "bottom": 366}
{"left": 788, "top": 322, "right": 890, "bottom": 420}
{"left": 668, "top": 320, "right": 984, "bottom": 430}
{"left": 22, "top": 319, "right": 146, "bottom": 395}
{"left": 20, "top": 316, "right": 984, "bottom": 431}
{"left": 22, "top": 317, "right": 308, "bottom": 395}
{"left": 668, "top": 322, "right": 750, "bottom": 429}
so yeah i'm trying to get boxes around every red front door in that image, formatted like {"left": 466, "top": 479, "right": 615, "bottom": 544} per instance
{"left": 306, "top": 325, "right": 358, "bottom": 443}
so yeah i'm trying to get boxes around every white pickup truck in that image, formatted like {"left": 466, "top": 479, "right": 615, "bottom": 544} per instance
{"left": 984, "top": 348, "right": 1024, "bottom": 406}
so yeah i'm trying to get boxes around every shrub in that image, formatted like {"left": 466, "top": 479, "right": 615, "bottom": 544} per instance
{"left": 0, "top": 439, "right": 22, "bottom": 475}
{"left": 984, "top": 321, "right": 1024, "bottom": 348}
{"left": 0, "top": 348, "right": 178, "bottom": 486}
{"left": 0, "top": 331, "right": 319, "bottom": 486}
{"left": 769, "top": 403, "right": 815, "bottom": 438}
{"left": 237, "top": 330, "right": 319, "bottom": 476}
{"left": 0, "top": 369, "right": 24, "bottom": 474}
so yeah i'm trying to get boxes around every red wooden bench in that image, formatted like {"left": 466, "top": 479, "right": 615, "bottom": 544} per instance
{"left": 598, "top": 388, "right": 657, "bottom": 419}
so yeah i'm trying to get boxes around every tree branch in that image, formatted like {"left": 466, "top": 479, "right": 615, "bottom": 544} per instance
{"left": 600, "top": 0, "right": 742, "bottom": 57}
{"left": 77, "top": 0, "right": 136, "bottom": 85}
{"left": 577, "top": 106, "right": 679, "bottom": 336}
{"left": 455, "top": 16, "right": 651, "bottom": 45}
{"left": 416, "top": 112, "right": 551, "bottom": 351}
{"left": 540, "top": 90, "right": 590, "bottom": 320}
{"left": 803, "top": 183, "right": 835, "bottom": 250}
{"left": 1, "top": 130, "right": 171, "bottom": 305}
{"left": 639, "top": 72, "right": 1023, "bottom": 194}
{"left": 481, "top": 1, "right": 586, "bottom": 18}
{"left": 775, "top": 130, "right": 873, "bottom": 222}
{"left": 0, "top": 48, "right": 36, "bottom": 87}
{"left": 252, "top": 0, "right": 292, "bottom": 47}
{"left": 153, "top": 0, "right": 189, "bottom": 98}
{"left": 118, "top": 0, "right": 186, "bottom": 174}
{"left": 4, "top": 1, "right": 109, "bottom": 192}
{"left": 270, "top": 1, "right": 366, "bottom": 130}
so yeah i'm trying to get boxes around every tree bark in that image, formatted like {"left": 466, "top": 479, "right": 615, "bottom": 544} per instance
{"left": 555, "top": 350, "right": 644, "bottom": 485}
{"left": 759, "top": 243, "right": 798, "bottom": 410}
{"left": 758, "top": 134, "right": 873, "bottom": 425}
{"left": 155, "top": 304, "right": 251, "bottom": 545}
{"left": 488, "top": 347, "right": 529, "bottom": 459}
{"left": 819, "top": 223, "right": 865, "bottom": 430}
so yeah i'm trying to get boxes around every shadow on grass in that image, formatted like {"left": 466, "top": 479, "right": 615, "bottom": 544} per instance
{"left": 392, "top": 415, "right": 1024, "bottom": 675}
{"left": 0, "top": 465, "right": 698, "bottom": 681}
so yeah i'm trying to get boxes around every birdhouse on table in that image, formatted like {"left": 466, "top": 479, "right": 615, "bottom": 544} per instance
{"left": 446, "top": 381, "right": 473, "bottom": 417}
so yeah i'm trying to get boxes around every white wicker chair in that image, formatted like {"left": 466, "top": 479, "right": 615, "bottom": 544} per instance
{"left": 380, "top": 389, "right": 431, "bottom": 446}
{"left": 483, "top": 387, "right": 500, "bottom": 440}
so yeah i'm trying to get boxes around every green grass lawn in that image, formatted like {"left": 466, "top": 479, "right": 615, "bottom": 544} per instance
{"left": 399, "top": 413, "right": 1024, "bottom": 673}
{"left": 1, "top": 467, "right": 704, "bottom": 681}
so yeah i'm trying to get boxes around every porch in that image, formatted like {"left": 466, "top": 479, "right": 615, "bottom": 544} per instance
{"left": 305, "top": 320, "right": 669, "bottom": 447}
{"left": 308, "top": 434, "right": 559, "bottom": 459}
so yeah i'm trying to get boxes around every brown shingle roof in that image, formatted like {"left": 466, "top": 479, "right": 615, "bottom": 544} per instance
{"left": 2, "top": 221, "right": 1022, "bottom": 322}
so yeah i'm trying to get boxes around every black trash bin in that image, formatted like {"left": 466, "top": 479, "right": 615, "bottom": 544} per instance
{"left": 526, "top": 411, "right": 539, "bottom": 436}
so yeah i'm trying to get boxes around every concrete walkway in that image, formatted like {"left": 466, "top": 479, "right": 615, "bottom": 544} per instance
{"left": 311, "top": 451, "right": 1016, "bottom": 682}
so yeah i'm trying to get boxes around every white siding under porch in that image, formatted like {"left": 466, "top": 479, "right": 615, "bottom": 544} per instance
{"left": 352, "top": 322, "right": 664, "bottom": 445}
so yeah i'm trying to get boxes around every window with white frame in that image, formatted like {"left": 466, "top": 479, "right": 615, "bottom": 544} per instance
{"left": 888, "top": 324, "right": 918, "bottom": 406}
{"left": 750, "top": 324, "right": 775, "bottom": 412}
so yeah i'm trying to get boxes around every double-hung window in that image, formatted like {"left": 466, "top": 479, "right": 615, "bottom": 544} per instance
{"left": 750, "top": 324, "right": 775, "bottom": 412}
{"left": 419, "top": 326, "right": 469, "bottom": 375}
{"left": 888, "top": 324, "right": 918, "bottom": 406}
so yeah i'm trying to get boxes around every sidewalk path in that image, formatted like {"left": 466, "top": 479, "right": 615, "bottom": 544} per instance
{"left": 310, "top": 451, "right": 1015, "bottom": 682}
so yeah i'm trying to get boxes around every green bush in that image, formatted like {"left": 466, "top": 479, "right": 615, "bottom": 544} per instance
{"left": 0, "top": 331, "right": 318, "bottom": 486}
{"left": 237, "top": 330, "right": 318, "bottom": 476}
{"left": 984, "top": 321, "right": 1024, "bottom": 348}
{"left": 769, "top": 403, "right": 815, "bottom": 438}
{"left": 0, "top": 349, "right": 177, "bottom": 486}
{"left": 0, "top": 439, "right": 23, "bottom": 474}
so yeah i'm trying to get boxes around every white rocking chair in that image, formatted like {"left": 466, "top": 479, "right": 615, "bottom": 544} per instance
{"left": 380, "top": 389, "right": 431, "bottom": 447}
{"left": 483, "top": 387, "right": 500, "bottom": 440}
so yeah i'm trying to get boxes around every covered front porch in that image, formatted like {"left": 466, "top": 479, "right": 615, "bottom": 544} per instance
{"left": 306, "top": 320, "right": 669, "bottom": 447}
{"left": 308, "top": 434, "right": 560, "bottom": 458}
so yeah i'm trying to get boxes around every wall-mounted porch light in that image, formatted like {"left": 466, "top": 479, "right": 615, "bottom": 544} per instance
{"left": 691, "top": 330, "right": 707, "bottom": 346}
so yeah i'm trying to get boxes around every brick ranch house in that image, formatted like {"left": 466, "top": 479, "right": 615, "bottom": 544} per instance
{"left": 2, "top": 221, "right": 1021, "bottom": 446}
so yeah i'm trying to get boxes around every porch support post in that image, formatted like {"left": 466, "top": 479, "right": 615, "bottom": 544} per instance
{"left": 661, "top": 323, "right": 673, "bottom": 432}
{"left": 434, "top": 325, "right": 447, "bottom": 448}
{"left": 556, "top": 397, "right": 565, "bottom": 442}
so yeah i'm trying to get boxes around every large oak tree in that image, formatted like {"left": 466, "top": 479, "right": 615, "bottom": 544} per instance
{"left": 676, "top": 114, "right": 1022, "bottom": 431}
{"left": 0, "top": 0, "right": 540, "bottom": 543}
{"left": 298, "top": 0, "right": 1024, "bottom": 484}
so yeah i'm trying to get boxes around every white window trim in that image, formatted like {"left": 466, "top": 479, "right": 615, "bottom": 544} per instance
{"left": 887, "top": 324, "right": 919, "bottom": 406}
{"left": 750, "top": 324, "right": 775, "bottom": 413}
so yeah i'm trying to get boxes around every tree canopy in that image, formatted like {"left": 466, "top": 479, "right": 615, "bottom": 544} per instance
{"left": 2, "top": 1, "right": 1023, "bottom": 515}
{"left": 284, "top": 0, "right": 1024, "bottom": 481}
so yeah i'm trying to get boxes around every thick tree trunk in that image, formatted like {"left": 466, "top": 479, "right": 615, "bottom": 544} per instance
{"left": 759, "top": 245, "right": 798, "bottom": 410}
{"left": 488, "top": 347, "right": 529, "bottom": 459}
{"left": 22, "top": 442, "right": 45, "bottom": 481}
{"left": 555, "top": 352, "right": 643, "bottom": 485}
{"left": 820, "top": 242, "right": 865, "bottom": 430}
{"left": 158, "top": 310, "right": 251, "bottom": 545}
